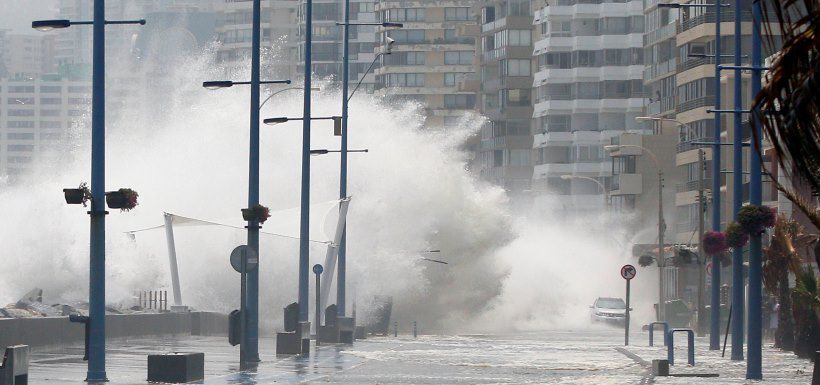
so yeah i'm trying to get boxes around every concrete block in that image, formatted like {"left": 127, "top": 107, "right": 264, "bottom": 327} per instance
{"left": 354, "top": 326, "right": 367, "bottom": 340}
{"left": 317, "top": 325, "right": 339, "bottom": 344}
{"left": 338, "top": 317, "right": 354, "bottom": 344}
{"left": 276, "top": 332, "right": 302, "bottom": 355}
{"left": 147, "top": 352, "right": 204, "bottom": 383}
{"left": 0, "top": 345, "right": 30, "bottom": 385}
{"left": 652, "top": 359, "right": 669, "bottom": 376}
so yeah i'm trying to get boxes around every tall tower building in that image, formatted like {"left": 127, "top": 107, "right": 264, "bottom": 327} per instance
{"left": 530, "top": 0, "right": 646, "bottom": 214}
{"left": 473, "top": 0, "right": 534, "bottom": 193}
{"left": 373, "top": 0, "right": 478, "bottom": 128}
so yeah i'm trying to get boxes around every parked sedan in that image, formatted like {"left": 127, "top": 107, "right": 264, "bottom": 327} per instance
{"left": 590, "top": 297, "right": 627, "bottom": 325}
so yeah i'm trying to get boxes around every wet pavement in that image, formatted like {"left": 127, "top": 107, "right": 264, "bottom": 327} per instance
{"left": 27, "top": 328, "right": 813, "bottom": 384}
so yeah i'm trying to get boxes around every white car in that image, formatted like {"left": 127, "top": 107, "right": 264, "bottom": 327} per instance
{"left": 589, "top": 297, "right": 627, "bottom": 325}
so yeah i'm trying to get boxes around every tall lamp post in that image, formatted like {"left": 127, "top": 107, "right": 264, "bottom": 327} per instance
{"left": 746, "top": 0, "right": 764, "bottom": 378}
{"left": 659, "top": 0, "right": 728, "bottom": 352}
{"left": 202, "top": 0, "right": 291, "bottom": 365}
{"left": 605, "top": 144, "right": 665, "bottom": 320}
{"left": 334, "top": 11, "right": 402, "bottom": 317}
{"left": 32, "top": 12, "right": 145, "bottom": 382}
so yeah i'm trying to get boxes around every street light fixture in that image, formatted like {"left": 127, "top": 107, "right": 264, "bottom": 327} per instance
{"left": 202, "top": 80, "right": 292, "bottom": 89}
{"left": 559, "top": 174, "right": 610, "bottom": 207}
{"left": 260, "top": 87, "right": 321, "bottom": 110}
{"left": 310, "top": 149, "right": 368, "bottom": 156}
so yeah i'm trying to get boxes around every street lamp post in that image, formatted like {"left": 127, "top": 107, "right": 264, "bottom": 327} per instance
{"left": 299, "top": 0, "right": 314, "bottom": 342}
{"left": 335, "top": 14, "right": 402, "bottom": 317}
{"left": 201, "top": 0, "right": 290, "bottom": 364}
{"left": 32, "top": 11, "right": 145, "bottom": 382}
{"left": 659, "top": 0, "right": 727, "bottom": 354}
{"left": 746, "top": 0, "right": 764, "bottom": 378}
{"left": 605, "top": 144, "right": 665, "bottom": 321}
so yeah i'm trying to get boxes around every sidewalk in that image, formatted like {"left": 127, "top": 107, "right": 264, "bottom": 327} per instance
{"left": 624, "top": 334, "right": 814, "bottom": 384}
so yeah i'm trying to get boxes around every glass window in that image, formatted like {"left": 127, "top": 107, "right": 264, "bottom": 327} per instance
{"left": 444, "top": 51, "right": 472, "bottom": 65}
{"left": 7, "top": 132, "right": 35, "bottom": 140}
{"left": 508, "top": 29, "right": 531, "bottom": 46}
{"left": 502, "top": 59, "right": 530, "bottom": 76}
{"left": 445, "top": 7, "right": 470, "bottom": 21}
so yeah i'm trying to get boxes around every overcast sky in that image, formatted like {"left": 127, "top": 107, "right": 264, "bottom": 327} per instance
{"left": 1, "top": 1, "right": 58, "bottom": 34}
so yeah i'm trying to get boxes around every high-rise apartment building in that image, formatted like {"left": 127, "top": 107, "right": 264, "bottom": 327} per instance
{"left": 473, "top": 0, "right": 534, "bottom": 193}
{"left": 373, "top": 0, "right": 478, "bottom": 128}
{"left": 216, "top": 0, "right": 298, "bottom": 79}
{"left": 530, "top": 0, "right": 646, "bottom": 214}
{"left": 0, "top": 31, "right": 56, "bottom": 80}
{"left": 294, "top": 0, "right": 379, "bottom": 90}
{"left": 0, "top": 76, "right": 91, "bottom": 179}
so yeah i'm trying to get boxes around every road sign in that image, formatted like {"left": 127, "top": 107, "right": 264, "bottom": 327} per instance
{"left": 230, "top": 245, "right": 258, "bottom": 273}
{"left": 312, "top": 264, "right": 323, "bottom": 275}
{"left": 706, "top": 262, "right": 713, "bottom": 277}
{"left": 621, "top": 264, "right": 637, "bottom": 280}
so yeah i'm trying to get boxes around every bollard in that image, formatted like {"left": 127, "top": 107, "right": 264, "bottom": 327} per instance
{"left": 393, "top": 321, "right": 398, "bottom": 337}
{"left": 413, "top": 321, "right": 417, "bottom": 338}
{"left": 667, "top": 328, "right": 695, "bottom": 366}
{"left": 649, "top": 321, "right": 669, "bottom": 346}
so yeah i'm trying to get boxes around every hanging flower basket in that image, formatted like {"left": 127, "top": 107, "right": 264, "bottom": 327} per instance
{"left": 638, "top": 255, "right": 655, "bottom": 267}
{"left": 737, "top": 205, "right": 777, "bottom": 236}
{"left": 241, "top": 204, "right": 271, "bottom": 224}
{"left": 703, "top": 231, "right": 729, "bottom": 256}
{"left": 63, "top": 182, "right": 91, "bottom": 206}
{"left": 725, "top": 222, "right": 749, "bottom": 249}
{"left": 105, "top": 188, "right": 139, "bottom": 211}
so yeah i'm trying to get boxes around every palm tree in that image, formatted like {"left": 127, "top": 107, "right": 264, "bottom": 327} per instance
{"left": 791, "top": 266, "right": 820, "bottom": 358}
{"left": 763, "top": 217, "right": 803, "bottom": 350}
{"left": 755, "top": 0, "right": 820, "bottom": 229}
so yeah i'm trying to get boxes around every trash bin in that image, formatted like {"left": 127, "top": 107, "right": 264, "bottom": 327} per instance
{"left": 664, "top": 300, "right": 693, "bottom": 328}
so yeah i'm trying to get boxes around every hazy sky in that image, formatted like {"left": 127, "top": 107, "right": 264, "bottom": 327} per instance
{"left": 1, "top": 1, "right": 58, "bottom": 34}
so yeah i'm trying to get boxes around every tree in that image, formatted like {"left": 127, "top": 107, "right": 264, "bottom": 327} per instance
{"left": 763, "top": 217, "right": 802, "bottom": 350}
{"left": 791, "top": 266, "right": 820, "bottom": 359}
{"left": 755, "top": 0, "right": 820, "bottom": 230}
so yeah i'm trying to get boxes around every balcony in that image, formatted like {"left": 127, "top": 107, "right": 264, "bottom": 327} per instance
{"left": 611, "top": 174, "right": 643, "bottom": 196}
{"left": 676, "top": 96, "right": 716, "bottom": 114}
{"left": 677, "top": 56, "right": 733, "bottom": 73}
{"left": 677, "top": 11, "right": 752, "bottom": 34}
{"left": 676, "top": 179, "right": 713, "bottom": 193}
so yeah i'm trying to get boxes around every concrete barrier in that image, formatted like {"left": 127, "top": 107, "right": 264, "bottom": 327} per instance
{"left": 0, "top": 312, "right": 226, "bottom": 349}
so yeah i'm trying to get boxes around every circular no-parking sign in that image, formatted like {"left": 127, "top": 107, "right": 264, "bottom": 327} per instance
{"left": 230, "top": 245, "right": 258, "bottom": 273}
{"left": 621, "top": 264, "right": 637, "bottom": 280}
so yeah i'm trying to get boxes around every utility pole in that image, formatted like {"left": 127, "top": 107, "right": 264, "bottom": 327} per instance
{"left": 658, "top": 170, "right": 666, "bottom": 321}
{"left": 697, "top": 149, "right": 707, "bottom": 336}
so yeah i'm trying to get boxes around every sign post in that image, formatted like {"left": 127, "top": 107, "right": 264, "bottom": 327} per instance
{"left": 621, "top": 264, "right": 637, "bottom": 346}
{"left": 313, "top": 264, "right": 323, "bottom": 346}
{"left": 230, "top": 245, "right": 258, "bottom": 366}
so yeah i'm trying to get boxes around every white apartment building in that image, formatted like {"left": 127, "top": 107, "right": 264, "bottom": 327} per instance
{"left": 0, "top": 31, "right": 56, "bottom": 80}
{"left": 0, "top": 77, "right": 91, "bottom": 179}
{"left": 530, "top": 0, "right": 646, "bottom": 214}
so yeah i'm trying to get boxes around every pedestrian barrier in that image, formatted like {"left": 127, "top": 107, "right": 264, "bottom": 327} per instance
{"left": 667, "top": 328, "right": 695, "bottom": 366}
{"left": 648, "top": 321, "right": 669, "bottom": 346}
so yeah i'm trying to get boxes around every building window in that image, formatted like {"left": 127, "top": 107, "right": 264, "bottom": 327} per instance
{"left": 9, "top": 86, "right": 35, "bottom": 93}
{"left": 8, "top": 109, "right": 35, "bottom": 117}
{"left": 444, "top": 51, "right": 472, "bottom": 65}
{"left": 386, "top": 8, "right": 425, "bottom": 22}
{"left": 385, "top": 73, "right": 425, "bottom": 87}
{"left": 445, "top": 7, "right": 470, "bottom": 21}
{"left": 444, "top": 94, "right": 476, "bottom": 109}
{"left": 40, "top": 121, "right": 62, "bottom": 129}
{"left": 8, "top": 121, "right": 35, "bottom": 129}
{"left": 7, "top": 144, "right": 34, "bottom": 152}
{"left": 387, "top": 29, "right": 425, "bottom": 43}
{"left": 7, "top": 132, "right": 35, "bottom": 140}
{"left": 41, "top": 132, "right": 62, "bottom": 140}
{"left": 507, "top": 29, "right": 531, "bottom": 46}
{"left": 40, "top": 85, "right": 62, "bottom": 93}
{"left": 501, "top": 59, "right": 530, "bottom": 76}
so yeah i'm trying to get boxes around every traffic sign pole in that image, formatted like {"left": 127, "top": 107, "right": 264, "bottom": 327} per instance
{"left": 621, "top": 264, "right": 637, "bottom": 346}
